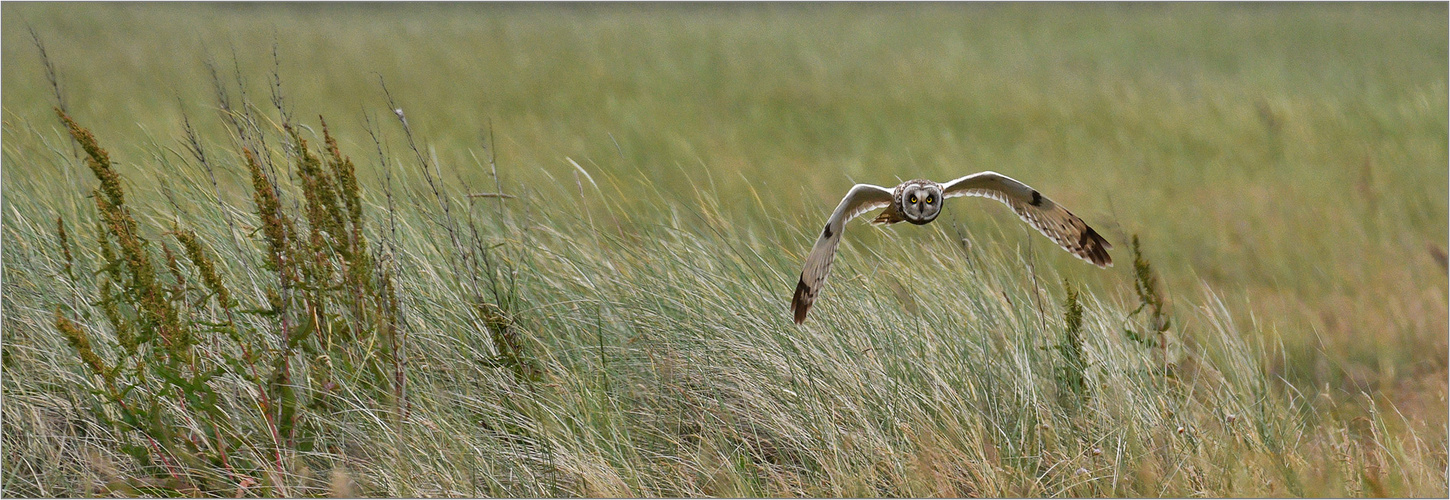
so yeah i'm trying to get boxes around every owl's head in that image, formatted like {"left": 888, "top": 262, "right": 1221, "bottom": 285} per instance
{"left": 900, "top": 182, "right": 943, "bottom": 225}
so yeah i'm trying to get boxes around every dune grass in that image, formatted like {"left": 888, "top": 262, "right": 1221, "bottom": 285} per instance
{"left": 2, "top": 2, "right": 1445, "bottom": 496}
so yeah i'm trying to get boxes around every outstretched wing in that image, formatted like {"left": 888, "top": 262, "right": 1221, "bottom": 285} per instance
{"left": 792, "top": 184, "right": 895, "bottom": 324}
{"left": 941, "top": 171, "right": 1113, "bottom": 268}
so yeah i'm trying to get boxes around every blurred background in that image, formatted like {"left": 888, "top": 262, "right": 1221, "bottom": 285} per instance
{"left": 8, "top": 0, "right": 1442, "bottom": 412}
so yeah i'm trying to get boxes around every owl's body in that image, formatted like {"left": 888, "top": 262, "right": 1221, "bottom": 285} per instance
{"left": 869, "top": 179, "right": 942, "bottom": 225}
{"left": 791, "top": 171, "right": 1112, "bottom": 324}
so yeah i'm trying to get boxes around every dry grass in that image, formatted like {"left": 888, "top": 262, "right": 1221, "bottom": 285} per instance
{"left": 2, "top": 3, "right": 1445, "bottom": 497}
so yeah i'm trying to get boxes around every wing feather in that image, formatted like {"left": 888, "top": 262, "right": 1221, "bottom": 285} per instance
{"left": 791, "top": 184, "right": 894, "bottom": 324}
{"left": 941, "top": 171, "right": 1113, "bottom": 268}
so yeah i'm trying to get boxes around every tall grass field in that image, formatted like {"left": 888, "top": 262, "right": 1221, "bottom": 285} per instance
{"left": 2, "top": 3, "right": 1445, "bottom": 497}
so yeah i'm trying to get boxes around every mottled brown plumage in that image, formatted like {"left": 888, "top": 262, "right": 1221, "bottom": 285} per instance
{"left": 791, "top": 171, "right": 1112, "bottom": 324}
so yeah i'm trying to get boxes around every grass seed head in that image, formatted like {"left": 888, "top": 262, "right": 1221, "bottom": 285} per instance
{"left": 55, "top": 307, "right": 108, "bottom": 378}
{"left": 246, "top": 148, "right": 297, "bottom": 283}
{"left": 176, "top": 228, "right": 231, "bottom": 310}
{"left": 56, "top": 216, "right": 75, "bottom": 279}
{"left": 57, "top": 108, "right": 123, "bottom": 207}
{"left": 1130, "top": 234, "right": 1170, "bottom": 333}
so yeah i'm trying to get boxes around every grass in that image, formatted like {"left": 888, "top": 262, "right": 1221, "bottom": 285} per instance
{"left": 2, "top": 2, "right": 1446, "bottom": 496}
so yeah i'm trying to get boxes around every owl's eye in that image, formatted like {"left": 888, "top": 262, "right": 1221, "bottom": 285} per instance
{"left": 910, "top": 195, "right": 918, "bottom": 204}
{"left": 926, "top": 196, "right": 934, "bottom": 204}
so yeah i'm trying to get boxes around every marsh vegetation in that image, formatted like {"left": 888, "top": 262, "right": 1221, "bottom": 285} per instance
{"left": 2, "top": 3, "right": 1445, "bottom": 496}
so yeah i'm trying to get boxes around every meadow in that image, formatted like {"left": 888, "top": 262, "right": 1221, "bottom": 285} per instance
{"left": 2, "top": 3, "right": 1445, "bottom": 496}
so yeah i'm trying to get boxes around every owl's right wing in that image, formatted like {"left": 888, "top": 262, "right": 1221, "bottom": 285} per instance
{"left": 792, "top": 184, "right": 895, "bottom": 324}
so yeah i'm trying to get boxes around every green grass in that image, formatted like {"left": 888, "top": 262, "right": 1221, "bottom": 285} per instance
{"left": 3, "top": 3, "right": 1445, "bottom": 496}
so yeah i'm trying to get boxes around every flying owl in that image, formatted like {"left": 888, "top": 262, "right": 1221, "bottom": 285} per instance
{"left": 791, "top": 171, "right": 1112, "bottom": 324}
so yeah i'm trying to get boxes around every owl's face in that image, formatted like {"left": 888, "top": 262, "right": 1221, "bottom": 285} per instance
{"left": 900, "top": 183, "right": 943, "bottom": 225}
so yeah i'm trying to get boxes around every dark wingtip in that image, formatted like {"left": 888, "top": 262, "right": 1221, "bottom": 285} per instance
{"left": 1081, "top": 226, "right": 1113, "bottom": 268}
{"left": 791, "top": 277, "right": 811, "bottom": 324}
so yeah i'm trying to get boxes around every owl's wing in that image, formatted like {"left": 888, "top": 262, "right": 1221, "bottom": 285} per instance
{"left": 792, "top": 184, "right": 895, "bottom": 324}
{"left": 941, "top": 171, "right": 1113, "bottom": 268}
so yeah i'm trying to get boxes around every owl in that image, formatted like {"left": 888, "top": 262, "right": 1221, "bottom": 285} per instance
{"left": 791, "top": 171, "right": 1112, "bottom": 324}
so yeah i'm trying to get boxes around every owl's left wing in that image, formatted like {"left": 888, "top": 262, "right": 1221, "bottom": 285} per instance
{"left": 792, "top": 184, "right": 895, "bottom": 324}
{"left": 941, "top": 171, "right": 1113, "bottom": 267}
